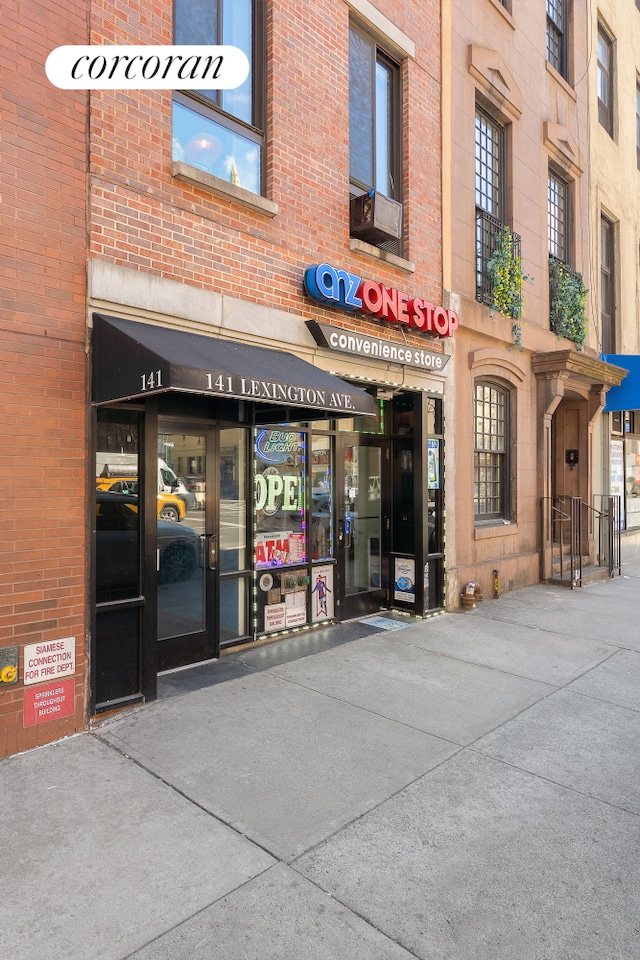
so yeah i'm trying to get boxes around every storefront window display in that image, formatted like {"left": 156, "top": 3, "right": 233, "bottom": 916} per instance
{"left": 625, "top": 437, "right": 640, "bottom": 529}
{"left": 311, "top": 435, "right": 332, "bottom": 561}
{"left": 254, "top": 429, "right": 311, "bottom": 635}
{"left": 254, "top": 428, "right": 307, "bottom": 567}
{"left": 254, "top": 428, "right": 338, "bottom": 635}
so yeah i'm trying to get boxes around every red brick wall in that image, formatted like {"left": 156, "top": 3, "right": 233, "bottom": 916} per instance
{"left": 0, "top": 1, "right": 88, "bottom": 756}
{"left": 0, "top": 0, "right": 442, "bottom": 757}
{"left": 88, "top": 0, "right": 442, "bottom": 349}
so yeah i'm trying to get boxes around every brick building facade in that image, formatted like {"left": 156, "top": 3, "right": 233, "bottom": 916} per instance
{"left": 5, "top": 0, "right": 630, "bottom": 759}
{"left": 1, "top": 0, "right": 88, "bottom": 756}
{"left": 2, "top": 0, "right": 451, "bottom": 754}
{"left": 442, "top": 0, "right": 625, "bottom": 604}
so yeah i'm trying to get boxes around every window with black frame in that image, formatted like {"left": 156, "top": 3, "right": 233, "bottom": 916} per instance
{"left": 548, "top": 170, "right": 569, "bottom": 263}
{"left": 95, "top": 411, "right": 141, "bottom": 604}
{"left": 349, "top": 23, "right": 399, "bottom": 201}
{"left": 474, "top": 382, "right": 510, "bottom": 521}
{"left": 349, "top": 21, "right": 402, "bottom": 252}
{"left": 172, "top": 0, "right": 264, "bottom": 195}
{"left": 546, "top": 0, "right": 567, "bottom": 80}
{"left": 597, "top": 24, "right": 614, "bottom": 137}
{"left": 600, "top": 214, "right": 615, "bottom": 354}
{"left": 475, "top": 106, "right": 504, "bottom": 304}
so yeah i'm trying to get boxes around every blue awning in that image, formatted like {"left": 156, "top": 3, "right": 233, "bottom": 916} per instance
{"left": 601, "top": 355, "right": 639, "bottom": 412}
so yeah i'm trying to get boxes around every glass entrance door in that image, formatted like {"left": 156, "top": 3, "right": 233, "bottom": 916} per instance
{"left": 337, "top": 437, "right": 389, "bottom": 619}
{"left": 157, "top": 427, "right": 215, "bottom": 670}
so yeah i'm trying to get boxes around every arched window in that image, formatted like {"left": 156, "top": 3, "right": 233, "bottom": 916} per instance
{"left": 474, "top": 381, "right": 510, "bottom": 520}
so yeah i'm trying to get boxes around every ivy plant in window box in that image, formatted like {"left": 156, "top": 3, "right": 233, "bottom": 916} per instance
{"left": 485, "top": 226, "right": 532, "bottom": 351}
{"left": 549, "top": 256, "right": 588, "bottom": 351}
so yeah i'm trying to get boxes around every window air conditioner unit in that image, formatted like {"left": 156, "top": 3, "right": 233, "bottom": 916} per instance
{"left": 350, "top": 191, "right": 403, "bottom": 244}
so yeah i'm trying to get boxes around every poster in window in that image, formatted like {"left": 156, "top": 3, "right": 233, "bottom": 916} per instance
{"left": 427, "top": 439, "right": 440, "bottom": 489}
{"left": 311, "top": 564, "right": 335, "bottom": 622}
{"left": 254, "top": 429, "right": 307, "bottom": 567}
{"left": 610, "top": 439, "right": 625, "bottom": 529}
{"left": 285, "top": 589, "right": 307, "bottom": 627}
{"left": 264, "top": 602, "right": 286, "bottom": 633}
{"left": 394, "top": 557, "right": 415, "bottom": 603}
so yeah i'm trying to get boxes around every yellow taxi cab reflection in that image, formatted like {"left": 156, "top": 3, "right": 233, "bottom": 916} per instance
{"left": 95, "top": 478, "right": 186, "bottom": 522}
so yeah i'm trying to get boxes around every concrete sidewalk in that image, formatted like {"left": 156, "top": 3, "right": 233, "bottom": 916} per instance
{"left": 2, "top": 561, "right": 640, "bottom": 960}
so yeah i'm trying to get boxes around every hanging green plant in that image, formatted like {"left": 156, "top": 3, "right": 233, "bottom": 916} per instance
{"left": 548, "top": 256, "right": 588, "bottom": 351}
{"left": 484, "top": 226, "right": 532, "bottom": 351}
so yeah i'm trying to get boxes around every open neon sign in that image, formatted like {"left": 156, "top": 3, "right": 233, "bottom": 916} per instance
{"left": 304, "top": 263, "right": 459, "bottom": 338}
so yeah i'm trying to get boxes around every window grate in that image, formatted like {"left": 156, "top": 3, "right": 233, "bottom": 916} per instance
{"left": 475, "top": 209, "right": 521, "bottom": 308}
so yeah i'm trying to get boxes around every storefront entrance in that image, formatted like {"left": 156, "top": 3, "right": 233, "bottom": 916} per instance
{"left": 156, "top": 425, "right": 215, "bottom": 669}
{"left": 91, "top": 314, "right": 447, "bottom": 713}
{"left": 156, "top": 423, "right": 251, "bottom": 670}
{"left": 337, "top": 436, "right": 390, "bottom": 619}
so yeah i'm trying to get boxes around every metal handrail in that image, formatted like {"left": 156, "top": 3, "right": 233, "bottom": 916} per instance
{"left": 582, "top": 500, "right": 606, "bottom": 566}
{"left": 541, "top": 495, "right": 582, "bottom": 587}
{"left": 592, "top": 494, "right": 622, "bottom": 577}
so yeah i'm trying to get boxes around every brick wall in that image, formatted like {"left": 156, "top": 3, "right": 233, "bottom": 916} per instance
{"left": 88, "top": 0, "right": 442, "bottom": 350}
{"left": 0, "top": 0, "right": 88, "bottom": 756}
{"left": 0, "top": 0, "right": 442, "bottom": 758}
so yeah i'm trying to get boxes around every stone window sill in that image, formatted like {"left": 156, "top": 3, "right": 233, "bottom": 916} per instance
{"left": 172, "top": 161, "right": 279, "bottom": 217}
{"left": 486, "top": 0, "right": 515, "bottom": 30}
{"left": 545, "top": 61, "right": 577, "bottom": 102}
{"left": 474, "top": 521, "right": 518, "bottom": 540}
{"left": 349, "top": 238, "right": 415, "bottom": 273}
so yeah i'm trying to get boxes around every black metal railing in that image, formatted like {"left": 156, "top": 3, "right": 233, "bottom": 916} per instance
{"left": 476, "top": 209, "right": 522, "bottom": 307}
{"left": 542, "top": 495, "right": 621, "bottom": 586}
{"left": 541, "top": 496, "right": 583, "bottom": 588}
{"left": 592, "top": 494, "right": 622, "bottom": 576}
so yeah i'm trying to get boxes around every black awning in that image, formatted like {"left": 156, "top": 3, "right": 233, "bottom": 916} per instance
{"left": 92, "top": 314, "right": 374, "bottom": 416}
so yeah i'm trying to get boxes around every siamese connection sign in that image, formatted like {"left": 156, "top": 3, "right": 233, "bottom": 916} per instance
{"left": 46, "top": 46, "right": 249, "bottom": 90}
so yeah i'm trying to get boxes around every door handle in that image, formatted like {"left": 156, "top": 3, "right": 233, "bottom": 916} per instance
{"left": 207, "top": 534, "right": 217, "bottom": 570}
{"left": 339, "top": 517, "right": 353, "bottom": 549}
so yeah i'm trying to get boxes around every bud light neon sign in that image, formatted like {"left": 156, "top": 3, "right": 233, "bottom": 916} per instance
{"left": 304, "top": 262, "right": 458, "bottom": 338}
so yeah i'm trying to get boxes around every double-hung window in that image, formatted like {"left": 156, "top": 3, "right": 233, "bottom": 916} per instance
{"left": 475, "top": 108, "right": 502, "bottom": 221}
{"left": 597, "top": 25, "right": 614, "bottom": 137}
{"left": 600, "top": 215, "right": 615, "bottom": 353}
{"left": 172, "top": 0, "right": 264, "bottom": 196}
{"left": 475, "top": 107, "right": 505, "bottom": 303}
{"left": 548, "top": 170, "right": 569, "bottom": 263}
{"left": 474, "top": 382, "right": 510, "bottom": 521}
{"left": 349, "top": 22, "right": 401, "bottom": 204}
{"left": 546, "top": 0, "right": 568, "bottom": 79}
{"left": 349, "top": 23, "right": 402, "bottom": 200}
